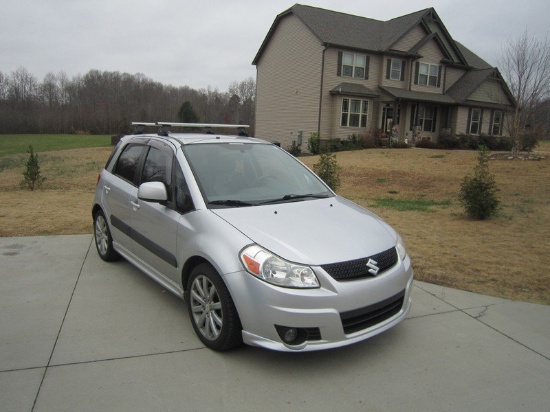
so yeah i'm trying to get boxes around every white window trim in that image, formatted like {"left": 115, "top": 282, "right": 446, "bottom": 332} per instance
{"left": 341, "top": 98, "right": 369, "bottom": 128}
{"left": 418, "top": 62, "right": 439, "bottom": 87}
{"left": 469, "top": 108, "right": 482, "bottom": 135}
{"left": 390, "top": 59, "right": 403, "bottom": 81}
{"left": 342, "top": 52, "right": 367, "bottom": 79}
{"left": 491, "top": 110, "right": 503, "bottom": 136}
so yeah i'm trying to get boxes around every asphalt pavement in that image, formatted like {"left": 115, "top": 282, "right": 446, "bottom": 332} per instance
{"left": 1, "top": 235, "right": 549, "bottom": 412}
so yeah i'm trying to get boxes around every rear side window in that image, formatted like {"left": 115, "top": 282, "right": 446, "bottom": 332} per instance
{"left": 113, "top": 144, "right": 145, "bottom": 183}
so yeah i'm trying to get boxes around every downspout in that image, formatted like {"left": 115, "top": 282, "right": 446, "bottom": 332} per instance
{"left": 318, "top": 45, "right": 328, "bottom": 136}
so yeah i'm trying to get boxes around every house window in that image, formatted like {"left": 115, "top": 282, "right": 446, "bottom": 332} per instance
{"left": 490, "top": 110, "right": 503, "bottom": 135}
{"left": 469, "top": 108, "right": 482, "bottom": 135}
{"left": 418, "top": 63, "right": 440, "bottom": 87}
{"left": 342, "top": 52, "right": 367, "bottom": 79}
{"left": 341, "top": 98, "right": 368, "bottom": 128}
{"left": 390, "top": 59, "right": 403, "bottom": 81}
{"left": 418, "top": 105, "right": 437, "bottom": 132}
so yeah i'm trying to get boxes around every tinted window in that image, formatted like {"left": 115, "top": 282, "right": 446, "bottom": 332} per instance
{"left": 142, "top": 147, "right": 169, "bottom": 185}
{"left": 114, "top": 145, "right": 144, "bottom": 183}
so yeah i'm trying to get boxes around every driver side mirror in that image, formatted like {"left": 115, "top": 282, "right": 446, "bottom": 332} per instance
{"left": 138, "top": 181, "right": 168, "bottom": 203}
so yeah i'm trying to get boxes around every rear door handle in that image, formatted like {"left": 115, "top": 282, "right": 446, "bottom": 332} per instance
{"left": 104, "top": 185, "right": 111, "bottom": 193}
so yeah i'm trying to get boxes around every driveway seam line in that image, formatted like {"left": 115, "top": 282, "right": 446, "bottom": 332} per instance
{"left": 417, "top": 284, "right": 550, "bottom": 361}
{"left": 31, "top": 236, "right": 93, "bottom": 412}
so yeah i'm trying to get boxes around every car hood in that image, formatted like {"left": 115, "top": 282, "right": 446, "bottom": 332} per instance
{"left": 212, "top": 196, "right": 396, "bottom": 265}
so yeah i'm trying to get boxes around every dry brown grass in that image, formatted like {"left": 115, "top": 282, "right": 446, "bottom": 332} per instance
{"left": 1, "top": 143, "right": 549, "bottom": 304}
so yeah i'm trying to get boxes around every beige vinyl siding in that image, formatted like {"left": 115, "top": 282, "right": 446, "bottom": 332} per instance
{"left": 255, "top": 15, "right": 323, "bottom": 148}
{"left": 467, "top": 79, "right": 512, "bottom": 105}
{"left": 392, "top": 25, "right": 426, "bottom": 51}
{"left": 320, "top": 49, "right": 382, "bottom": 138}
{"left": 425, "top": 20, "right": 460, "bottom": 62}
{"left": 411, "top": 39, "right": 445, "bottom": 94}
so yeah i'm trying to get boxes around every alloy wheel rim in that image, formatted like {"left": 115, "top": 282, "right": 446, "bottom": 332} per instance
{"left": 95, "top": 216, "right": 109, "bottom": 255}
{"left": 190, "top": 275, "right": 223, "bottom": 341}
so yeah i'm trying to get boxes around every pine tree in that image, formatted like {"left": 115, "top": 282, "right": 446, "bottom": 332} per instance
{"left": 20, "top": 145, "right": 46, "bottom": 191}
{"left": 459, "top": 146, "right": 499, "bottom": 220}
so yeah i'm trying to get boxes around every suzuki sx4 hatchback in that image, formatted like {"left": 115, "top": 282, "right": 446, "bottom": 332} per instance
{"left": 92, "top": 123, "right": 413, "bottom": 351}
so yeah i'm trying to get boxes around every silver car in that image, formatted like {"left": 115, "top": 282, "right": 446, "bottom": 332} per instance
{"left": 92, "top": 123, "right": 413, "bottom": 352}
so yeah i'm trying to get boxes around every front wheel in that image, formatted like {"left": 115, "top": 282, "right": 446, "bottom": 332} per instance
{"left": 93, "top": 209, "right": 119, "bottom": 262}
{"left": 185, "top": 263, "right": 242, "bottom": 351}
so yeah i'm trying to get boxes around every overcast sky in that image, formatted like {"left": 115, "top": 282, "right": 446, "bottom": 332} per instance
{"left": 1, "top": 0, "right": 548, "bottom": 91}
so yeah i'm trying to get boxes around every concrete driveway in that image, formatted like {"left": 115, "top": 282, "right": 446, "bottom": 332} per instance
{"left": 1, "top": 235, "right": 549, "bottom": 412}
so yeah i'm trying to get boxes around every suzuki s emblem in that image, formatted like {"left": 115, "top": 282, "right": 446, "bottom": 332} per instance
{"left": 366, "top": 259, "right": 380, "bottom": 276}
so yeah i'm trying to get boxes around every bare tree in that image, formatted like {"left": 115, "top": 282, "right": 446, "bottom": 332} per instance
{"left": 499, "top": 31, "right": 550, "bottom": 155}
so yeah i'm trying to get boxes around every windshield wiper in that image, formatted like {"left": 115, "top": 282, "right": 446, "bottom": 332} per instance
{"left": 259, "top": 193, "right": 331, "bottom": 205}
{"left": 208, "top": 199, "right": 255, "bottom": 208}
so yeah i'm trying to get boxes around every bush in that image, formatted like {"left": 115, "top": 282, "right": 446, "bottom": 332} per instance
{"left": 521, "top": 132, "right": 539, "bottom": 151}
{"left": 308, "top": 133, "right": 321, "bottom": 155}
{"left": 313, "top": 152, "right": 341, "bottom": 191}
{"left": 286, "top": 141, "right": 302, "bottom": 156}
{"left": 20, "top": 145, "right": 46, "bottom": 191}
{"left": 459, "top": 146, "right": 499, "bottom": 220}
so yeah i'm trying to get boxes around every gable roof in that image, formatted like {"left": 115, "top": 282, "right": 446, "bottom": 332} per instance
{"left": 253, "top": 4, "right": 488, "bottom": 69}
{"left": 446, "top": 68, "right": 516, "bottom": 106}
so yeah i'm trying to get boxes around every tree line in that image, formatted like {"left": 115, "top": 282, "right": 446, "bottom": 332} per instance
{"left": 0, "top": 67, "right": 255, "bottom": 135}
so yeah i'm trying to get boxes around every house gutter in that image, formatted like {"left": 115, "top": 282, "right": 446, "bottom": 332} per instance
{"left": 318, "top": 45, "right": 328, "bottom": 136}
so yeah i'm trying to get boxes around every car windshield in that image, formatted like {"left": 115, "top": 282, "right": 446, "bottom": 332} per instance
{"left": 183, "top": 142, "right": 332, "bottom": 207}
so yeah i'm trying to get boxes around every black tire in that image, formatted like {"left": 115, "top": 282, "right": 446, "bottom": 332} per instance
{"left": 185, "top": 263, "right": 242, "bottom": 351}
{"left": 93, "top": 209, "right": 120, "bottom": 262}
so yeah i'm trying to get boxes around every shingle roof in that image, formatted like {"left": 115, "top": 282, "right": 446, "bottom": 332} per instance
{"left": 446, "top": 69, "right": 496, "bottom": 102}
{"left": 330, "top": 83, "right": 379, "bottom": 98}
{"left": 253, "top": 4, "right": 490, "bottom": 70}
{"left": 454, "top": 41, "right": 492, "bottom": 70}
{"left": 380, "top": 86, "right": 457, "bottom": 105}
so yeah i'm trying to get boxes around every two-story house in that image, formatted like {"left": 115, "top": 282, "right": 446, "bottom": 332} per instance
{"left": 252, "top": 4, "right": 515, "bottom": 148}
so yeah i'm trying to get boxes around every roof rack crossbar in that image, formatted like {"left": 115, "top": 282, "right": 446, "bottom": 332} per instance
{"left": 130, "top": 122, "right": 250, "bottom": 137}
{"left": 131, "top": 122, "right": 157, "bottom": 134}
{"left": 155, "top": 122, "right": 250, "bottom": 129}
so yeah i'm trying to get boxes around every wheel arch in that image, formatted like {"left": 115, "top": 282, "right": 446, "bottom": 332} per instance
{"left": 181, "top": 255, "right": 211, "bottom": 293}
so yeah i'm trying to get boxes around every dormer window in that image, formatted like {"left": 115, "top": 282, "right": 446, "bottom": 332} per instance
{"left": 416, "top": 62, "right": 441, "bottom": 87}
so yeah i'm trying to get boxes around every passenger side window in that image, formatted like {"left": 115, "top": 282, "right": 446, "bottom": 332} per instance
{"left": 142, "top": 147, "right": 169, "bottom": 185}
{"left": 114, "top": 144, "right": 145, "bottom": 183}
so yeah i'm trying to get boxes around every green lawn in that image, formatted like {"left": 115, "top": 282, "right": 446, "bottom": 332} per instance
{"left": 0, "top": 134, "right": 112, "bottom": 156}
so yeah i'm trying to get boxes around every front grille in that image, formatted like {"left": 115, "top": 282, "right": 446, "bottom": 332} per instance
{"left": 321, "top": 247, "right": 398, "bottom": 281}
{"left": 340, "top": 290, "right": 405, "bottom": 334}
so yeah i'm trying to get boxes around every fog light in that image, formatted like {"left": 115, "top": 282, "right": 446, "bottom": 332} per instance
{"left": 275, "top": 325, "right": 308, "bottom": 346}
{"left": 283, "top": 328, "right": 298, "bottom": 343}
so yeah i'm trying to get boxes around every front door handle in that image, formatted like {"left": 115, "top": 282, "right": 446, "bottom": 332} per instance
{"left": 131, "top": 200, "right": 140, "bottom": 211}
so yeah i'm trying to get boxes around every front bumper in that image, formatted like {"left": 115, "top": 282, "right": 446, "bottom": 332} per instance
{"left": 224, "top": 255, "right": 414, "bottom": 352}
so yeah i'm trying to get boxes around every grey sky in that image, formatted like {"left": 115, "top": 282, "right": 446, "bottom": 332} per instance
{"left": 1, "top": 0, "right": 548, "bottom": 91}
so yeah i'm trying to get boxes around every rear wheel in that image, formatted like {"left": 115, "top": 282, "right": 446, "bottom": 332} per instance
{"left": 93, "top": 210, "right": 119, "bottom": 262}
{"left": 185, "top": 263, "right": 242, "bottom": 351}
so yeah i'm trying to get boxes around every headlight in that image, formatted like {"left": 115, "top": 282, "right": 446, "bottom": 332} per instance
{"left": 396, "top": 234, "right": 408, "bottom": 261}
{"left": 240, "top": 245, "right": 320, "bottom": 288}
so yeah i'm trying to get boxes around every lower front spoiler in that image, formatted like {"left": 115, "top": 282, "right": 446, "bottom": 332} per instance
{"left": 241, "top": 282, "right": 413, "bottom": 352}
